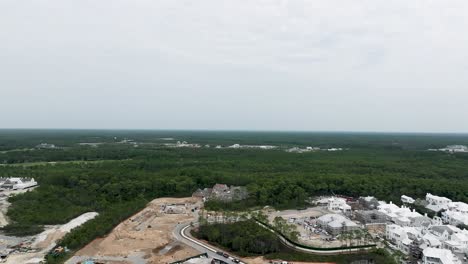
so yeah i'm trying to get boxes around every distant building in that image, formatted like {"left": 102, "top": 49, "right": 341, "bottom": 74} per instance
{"left": 439, "top": 145, "right": 468, "bottom": 153}
{"left": 0, "top": 178, "right": 38, "bottom": 190}
{"left": 35, "top": 143, "right": 56, "bottom": 149}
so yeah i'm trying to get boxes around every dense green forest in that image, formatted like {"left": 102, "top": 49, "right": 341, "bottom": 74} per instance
{"left": 195, "top": 220, "right": 281, "bottom": 255}
{"left": 0, "top": 130, "right": 467, "bottom": 262}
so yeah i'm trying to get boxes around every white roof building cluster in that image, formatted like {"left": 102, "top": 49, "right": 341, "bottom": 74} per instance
{"left": 387, "top": 222, "right": 468, "bottom": 263}
{"left": 439, "top": 145, "right": 468, "bottom": 153}
{"left": 378, "top": 201, "right": 430, "bottom": 227}
{"left": 424, "top": 193, "right": 468, "bottom": 226}
{"left": 382, "top": 193, "right": 468, "bottom": 264}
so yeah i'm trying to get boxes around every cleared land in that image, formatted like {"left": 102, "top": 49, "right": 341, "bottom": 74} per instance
{"left": 68, "top": 197, "right": 203, "bottom": 264}
{"left": 2, "top": 212, "right": 97, "bottom": 264}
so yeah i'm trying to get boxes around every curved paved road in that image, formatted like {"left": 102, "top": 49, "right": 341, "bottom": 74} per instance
{"left": 173, "top": 222, "right": 246, "bottom": 264}
{"left": 255, "top": 220, "right": 376, "bottom": 255}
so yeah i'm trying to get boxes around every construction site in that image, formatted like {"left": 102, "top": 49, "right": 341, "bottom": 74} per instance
{"left": 0, "top": 212, "right": 98, "bottom": 264}
{"left": 263, "top": 199, "right": 370, "bottom": 249}
{"left": 67, "top": 197, "right": 203, "bottom": 264}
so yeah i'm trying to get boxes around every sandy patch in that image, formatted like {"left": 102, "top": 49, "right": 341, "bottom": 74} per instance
{"left": 74, "top": 197, "right": 203, "bottom": 263}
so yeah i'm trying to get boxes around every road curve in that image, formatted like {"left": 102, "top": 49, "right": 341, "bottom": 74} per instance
{"left": 255, "top": 220, "right": 376, "bottom": 255}
{"left": 174, "top": 220, "right": 375, "bottom": 264}
{"left": 173, "top": 222, "right": 246, "bottom": 264}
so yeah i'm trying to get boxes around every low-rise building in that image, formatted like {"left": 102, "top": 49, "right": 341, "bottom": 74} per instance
{"left": 426, "top": 193, "right": 452, "bottom": 212}
{"left": 378, "top": 202, "right": 431, "bottom": 227}
{"left": 358, "top": 196, "right": 380, "bottom": 210}
{"left": 327, "top": 197, "right": 351, "bottom": 214}
{"left": 355, "top": 210, "right": 387, "bottom": 224}
{"left": 422, "top": 247, "right": 461, "bottom": 264}
{"left": 316, "top": 214, "right": 359, "bottom": 235}
{"left": 386, "top": 224, "right": 422, "bottom": 254}
{"left": 429, "top": 226, "right": 459, "bottom": 242}
{"left": 442, "top": 202, "right": 468, "bottom": 226}
{"left": 402, "top": 195, "right": 415, "bottom": 204}
{"left": 442, "top": 229, "right": 468, "bottom": 254}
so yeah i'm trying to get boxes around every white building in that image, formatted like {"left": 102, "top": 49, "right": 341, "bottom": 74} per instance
{"left": 443, "top": 229, "right": 468, "bottom": 254}
{"left": 386, "top": 224, "right": 422, "bottom": 254}
{"left": 429, "top": 226, "right": 459, "bottom": 242}
{"left": 426, "top": 193, "right": 452, "bottom": 212}
{"left": 0, "top": 178, "right": 38, "bottom": 190}
{"left": 378, "top": 202, "right": 430, "bottom": 226}
{"left": 327, "top": 197, "right": 351, "bottom": 214}
{"left": 35, "top": 143, "right": 56, "bottom": 149}
{"left": 439, "top": 145, "right": 468, "bottom": 153}
{"left": 422, "top": 247, "right": 461, "bottom": 264}
{"left": 442, "top": 202, "right": 468, "bottom": 226}
{"left": 443, "top": 211, "right": 468, "bottom": 227}
{"left": 401, "top": 195, "right": 415, "bottom": 204}
{"left": 422, "top": 232, "right": 443, "bottom": 248}
{"left": 316, "top": 214, "right": 359, "bottom": 235}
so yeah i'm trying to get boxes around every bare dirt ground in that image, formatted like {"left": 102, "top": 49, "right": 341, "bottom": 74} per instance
{"left": 266, "top": 207, "right": 327, "bottom": 222}
{"left": 71, "top": 197, "right": 203, "bottom": 264}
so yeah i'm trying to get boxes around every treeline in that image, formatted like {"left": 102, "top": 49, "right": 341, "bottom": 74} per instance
{"left": 0, "top": 145, "right": 144, "bottom": 164}
{"left": 2, "top": 147, "right": 468, "bottom": 236}
{"left": 3, "top": 129, "right": 468, "bottom": 151}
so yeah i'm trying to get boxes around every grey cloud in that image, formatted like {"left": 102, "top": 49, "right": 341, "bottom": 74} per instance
{"left": 1, "top": 0, "right": 468, "bottom": 132}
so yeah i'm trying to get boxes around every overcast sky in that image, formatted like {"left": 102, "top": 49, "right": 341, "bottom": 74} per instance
{"left": 1, "top": 1, "right": 468, "bottom": 132}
